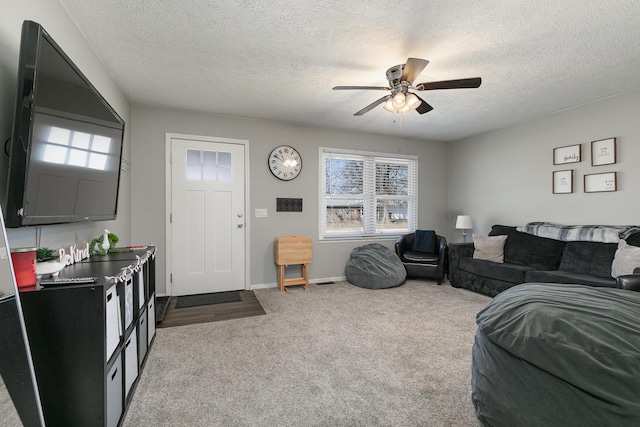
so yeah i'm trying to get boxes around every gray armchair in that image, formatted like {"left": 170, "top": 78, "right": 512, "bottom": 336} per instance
{"left": 395, "top": 232, "right": 448, "bottom": 284}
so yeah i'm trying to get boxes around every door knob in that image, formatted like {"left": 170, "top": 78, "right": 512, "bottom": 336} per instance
{"left": 237, "top": 224, "right": 244, "bottom": 228}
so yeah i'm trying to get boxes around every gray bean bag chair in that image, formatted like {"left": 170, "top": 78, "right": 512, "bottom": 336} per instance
{"left": 472, "top": 283, "right": 640, "bottom": 426}
{"left": 346, "top": 243, "right": 407, "bottom": 289}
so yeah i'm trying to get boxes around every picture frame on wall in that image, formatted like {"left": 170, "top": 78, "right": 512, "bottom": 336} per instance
{"left": 591, "top": 137, "right": 616, "bottom": 166}
{"left": 584, "top": 171, "right": 617, "bottom": 193}
{"left": 553, "top": 144, "right": 581, "bottom": 165}
{"left": 552, "top": 170, "right": 573, "bottom": 194}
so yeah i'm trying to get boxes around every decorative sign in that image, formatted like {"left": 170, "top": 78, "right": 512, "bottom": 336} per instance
{"left": 584, "top": 172, "right": 617, "bottom": 193}
{"left": 553, "top": 144, "right": 581, "bottom": 165}
{"left": 591, "top": 137, "right": 616, "bottom": 166}
{"left": 58, "top": 242, "right": 91, "bottom": 265}
{"left": 553, "top": 170, "right": 573, "bottom": 194}
{"left": 277, "top": 198, "right": 303, "bottom": 212}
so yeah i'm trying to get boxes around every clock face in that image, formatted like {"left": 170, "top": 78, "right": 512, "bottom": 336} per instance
{"left": 268, "top": 145, "right": 302, "bottom": 181}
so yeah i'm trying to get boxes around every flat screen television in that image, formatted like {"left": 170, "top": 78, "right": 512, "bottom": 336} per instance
{"left": 5, "top": 20, "right": 124, "bottom": 228}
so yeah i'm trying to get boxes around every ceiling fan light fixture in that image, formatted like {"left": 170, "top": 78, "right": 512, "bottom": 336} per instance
{"left": 393, "top": 91, "right": 406, "bottom": 107}
{"left": 401, "top": 93, "right": 421, "bottom": 113}
{"left": 383, "top": 92, "right": 421, "bottom": 114}
{"left": 383, "top": 98, "right": 396, "bottom": 113}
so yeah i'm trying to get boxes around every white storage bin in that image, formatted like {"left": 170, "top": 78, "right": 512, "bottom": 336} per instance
{"left": 105, "top": 284, "right": 121, "bottom": 361}
{"left": 147, "top": 294, "right": 156, "bottom": 346}
{"left": 124, "top": 328, "right": 139, "bottom": 397}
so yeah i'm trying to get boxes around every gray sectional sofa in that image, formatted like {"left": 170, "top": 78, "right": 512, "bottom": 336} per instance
{"left": 448, "top": 225, "right": 625, "bottom": 297}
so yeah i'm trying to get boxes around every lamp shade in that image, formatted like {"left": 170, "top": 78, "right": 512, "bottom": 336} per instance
{"left": 383, "top": 92, "right": 421, "bottom": 114}
{"left": 455, "top": 215, "right": 473, "bottom": 229}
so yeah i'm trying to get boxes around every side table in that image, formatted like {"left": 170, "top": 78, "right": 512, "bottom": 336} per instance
{"left": 274, "top": 236, "right": 312, "bottom": 292}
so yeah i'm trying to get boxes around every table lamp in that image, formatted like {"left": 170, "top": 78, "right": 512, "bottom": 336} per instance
{"left": 456, "top": 215, "right": 473, "bottom": 242}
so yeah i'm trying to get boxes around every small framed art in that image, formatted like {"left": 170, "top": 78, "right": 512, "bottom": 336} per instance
{"left": 553, "top": 170, "right": 573, "bottom": 194}
{"left": 591, "top": 137, "right": 616, "bottom": 166}
{"left": 584, "top": 171, "right": 617, "bottom": 193}
{"left": 553, "top": 144, "right": 581, "bottom": 165}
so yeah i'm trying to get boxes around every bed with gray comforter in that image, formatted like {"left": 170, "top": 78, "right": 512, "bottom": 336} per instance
{"left": 472, "top": 283, "right": 640, "bottom": 426}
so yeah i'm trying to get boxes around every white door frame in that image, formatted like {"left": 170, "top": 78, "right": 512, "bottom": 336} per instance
{"left": 165, "top": 132, "right": 250, "bottom": 296}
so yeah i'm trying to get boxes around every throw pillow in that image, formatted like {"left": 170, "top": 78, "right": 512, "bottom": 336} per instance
{"left": 626, "top": 232, "right": 640, "bottom": 247}
{"left": 611, "top": 240, "right": 640, "bottom": 278}
{"left": 473, "top": 234, "right": 507, "bottom": 263}
{"left": 413, "top": 230, "right": 437, "bottom": 253}
{"left": 560, "top": 241, "right": 617, "bottom": 279}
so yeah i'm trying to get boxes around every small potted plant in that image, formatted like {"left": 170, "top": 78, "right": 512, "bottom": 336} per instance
{"left": 35, "top": 247, "right": 69, "bottom": 278}
{"left": 36, "top": 247, "right": 58, "bottom": 263}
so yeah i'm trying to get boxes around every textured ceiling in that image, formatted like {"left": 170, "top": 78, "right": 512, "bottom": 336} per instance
{"left": 59, "top": 0, "right": 640, "bottom": 141}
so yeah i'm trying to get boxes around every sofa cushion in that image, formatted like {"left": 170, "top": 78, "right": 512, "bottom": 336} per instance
{"left": 473, "top": 235, "right": 507, "bottom": 263}
{"left": 489, "top": 225, "right": 565, "bottom": 270}
{"left": 460, "top": 257, "right": 532, "bottom": 284}
{"left": 559, "top": 241, "right": 617, "bottom": 279}
{"left": 525, "top": 269, "right": 616, "bottom": 288}
{"left": 611, "top": 240, "right": 640, "bottom": 278}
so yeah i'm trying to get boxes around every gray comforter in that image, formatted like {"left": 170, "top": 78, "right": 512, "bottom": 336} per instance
{"left": 472, "top": 283, "right": 640, "bottom": 426}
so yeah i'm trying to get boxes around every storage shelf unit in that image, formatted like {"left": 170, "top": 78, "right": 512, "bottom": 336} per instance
{"left": 19, "top": 246, "right": 156, "bottom": 427}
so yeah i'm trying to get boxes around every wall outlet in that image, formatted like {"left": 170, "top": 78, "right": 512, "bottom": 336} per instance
{"left": 255, "top": 208, "right": 268, "bottom": 218}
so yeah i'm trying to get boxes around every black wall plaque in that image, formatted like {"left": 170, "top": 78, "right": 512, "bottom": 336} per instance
{"left": 276, "top": 198, "right": 303, "bottom": 212}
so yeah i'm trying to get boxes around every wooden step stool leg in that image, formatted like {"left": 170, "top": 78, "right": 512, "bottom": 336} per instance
{"left": 302, "top": 263, "right": 309, "bottom": 290}
{"left": 278, "top": 265, "right": 286, "bottom": 292}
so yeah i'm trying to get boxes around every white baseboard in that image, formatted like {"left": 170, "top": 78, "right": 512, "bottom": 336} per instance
{"left": 249, "top": 276, "right": 347, "bottom": 291}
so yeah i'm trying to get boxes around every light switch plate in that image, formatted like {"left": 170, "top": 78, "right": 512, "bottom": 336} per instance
{"left": 255, "top": 208, "right": 268, "bottom": 218}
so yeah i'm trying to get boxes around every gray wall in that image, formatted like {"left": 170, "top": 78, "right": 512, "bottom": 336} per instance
{"left": 449, "top": 89, "right": 640, "bottom": 240}
{"left": 131, "top": 106, "right": 449, "bottom": 293}
{"left": 0, "top": 1, "right": 132, "bottom": 251}
{"left": 6, "top": 2, "right": 638, "bottom": 295}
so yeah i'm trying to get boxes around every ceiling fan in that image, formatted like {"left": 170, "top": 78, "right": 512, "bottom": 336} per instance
{"left": 333, "top": 57, "right": 481, "bottom": 116}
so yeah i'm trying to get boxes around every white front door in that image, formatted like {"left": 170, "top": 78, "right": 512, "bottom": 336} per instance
{"left": 169, "top": 136, "right": 246, "bottom": 296}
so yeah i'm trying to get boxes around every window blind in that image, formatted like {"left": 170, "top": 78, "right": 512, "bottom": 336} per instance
{"left": 320, "top": 148, "right": 417, "bottom": 239}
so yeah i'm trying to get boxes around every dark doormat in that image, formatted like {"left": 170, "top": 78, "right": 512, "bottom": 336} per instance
{"left": 175, "top": 290, "right": 242, "bottom": 309}
{"left": 158, "top": 290, "right": 265, "bottom": 328}
{"left": 155, "top": 296, "right": 170, "bottom": 323}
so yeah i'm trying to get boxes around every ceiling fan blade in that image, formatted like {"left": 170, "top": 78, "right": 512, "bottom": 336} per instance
{"left": 414, "top": 94, "right": 434, "bottom": 114}
{"left": 401, "top": 58, "right": 429, "bottom": 84}
{"left": 333, "top": 86, "right": 390, "bottom": 91}
{"left": 354, "top": 95, "right": 391, "bottom": 116}
{"left": 415, "top": 77, "right": 482, "bottom": 91}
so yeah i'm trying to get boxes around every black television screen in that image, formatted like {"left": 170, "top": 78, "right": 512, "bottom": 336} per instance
{"left": 5, "top": 20, "right": 124, "bottom": 228}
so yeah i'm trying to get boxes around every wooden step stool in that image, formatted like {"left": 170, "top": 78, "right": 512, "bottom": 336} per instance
{"left": 274, "top": 235, "right": 312, "bottom": 292}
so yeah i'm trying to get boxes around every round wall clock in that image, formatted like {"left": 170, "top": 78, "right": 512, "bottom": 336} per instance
{"left": 268, "top": 145, "right": 302, "bottom": 181}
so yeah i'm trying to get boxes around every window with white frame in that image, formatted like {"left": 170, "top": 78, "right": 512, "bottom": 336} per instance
{"left": 320, "top": 147, "right": 417, "bottom": 239}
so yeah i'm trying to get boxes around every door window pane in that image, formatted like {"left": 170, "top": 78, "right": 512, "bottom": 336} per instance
{"left": 187, "top": 149, "right": 201, "bottom": 164}
{"left": 186, "top": 165, "right": 201, "bottom": 181}
{"left": 202, "top": 150, "right": 216, "bottom": 165}
{"left": 203, "top": 166, "right": 217, "bottom": 181}
{"left": 219, "top": 151, "right": 231, "bottom": 167}
{"left": 184, "top": 149, "right": 232, "bottom": 181}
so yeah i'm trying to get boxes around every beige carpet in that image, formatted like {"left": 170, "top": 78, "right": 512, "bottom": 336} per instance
{"left": 123, "top": 280, "right": 491, "bottom": 426}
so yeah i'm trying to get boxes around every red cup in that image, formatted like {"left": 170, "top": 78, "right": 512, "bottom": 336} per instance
{"left": 10, "top": 247, "right": 37, "bottom": 288}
